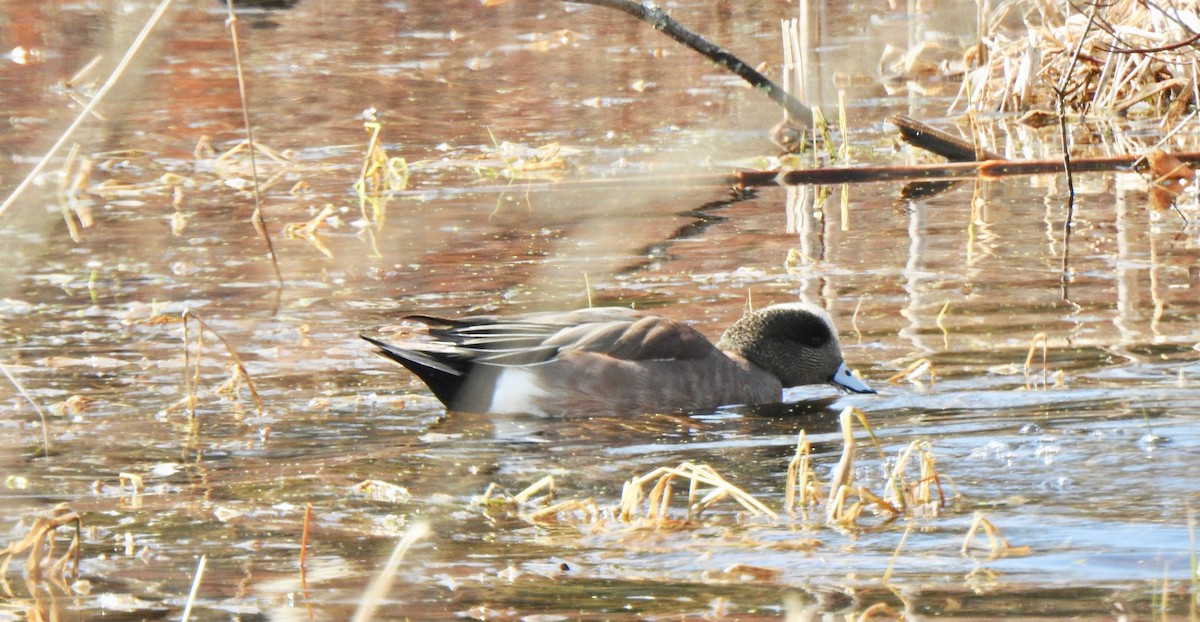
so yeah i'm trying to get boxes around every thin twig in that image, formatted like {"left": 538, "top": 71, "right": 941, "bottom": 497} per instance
{"left": 0, "top": 0, "right": 177, "bottom": 220}
{"left": 565, "top": 0, "right": 813, "bottom": 126}
{"left": 225, "top": 0, "right": 284, "bottom": 288}
{"left": 1053, "top": 7, "right": 1096, "bottom": 295}
{"left": 0, "top": 363, "right": 51, "bottom": 458}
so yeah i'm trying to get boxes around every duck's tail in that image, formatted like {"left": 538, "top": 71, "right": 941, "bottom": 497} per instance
{"left": 361, "top": 335, "right": 466, "bottom": 407}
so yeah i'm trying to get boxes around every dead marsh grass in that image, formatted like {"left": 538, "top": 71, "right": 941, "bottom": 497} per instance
{"left": 958, "top": 0, "right": 1199, "bottom": 121}
{"left": 431, "top": 407, "right": 982, "bottom": 589}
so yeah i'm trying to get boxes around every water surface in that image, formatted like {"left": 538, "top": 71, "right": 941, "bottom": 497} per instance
{"left": 1, "top": 0, "right": 1197, "bottom": 619}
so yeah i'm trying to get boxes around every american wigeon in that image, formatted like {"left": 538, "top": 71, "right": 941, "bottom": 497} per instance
{"left": 362, "top": 303, "right": 873, "bottom": 416}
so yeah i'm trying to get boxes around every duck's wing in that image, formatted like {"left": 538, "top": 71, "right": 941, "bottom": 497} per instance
{"left": 399, "top": 309, "right": 630, "bottom": 366}
{"left": 547, "top": 314, "right": 717, "bottom": 361}
{"left": 404, "top": 307, "right": 715, "bottom": 365}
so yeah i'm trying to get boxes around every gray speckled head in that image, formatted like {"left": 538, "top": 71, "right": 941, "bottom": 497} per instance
{"left": 715, "top": 303, "right": 848, "bottom": 388}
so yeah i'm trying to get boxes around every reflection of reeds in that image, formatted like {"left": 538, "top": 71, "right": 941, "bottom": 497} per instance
{"left": 0, "top": 0, "right": 176, "bottom": 219}
{"left": 57, "top": 143, "right": 94, "bottom": 243}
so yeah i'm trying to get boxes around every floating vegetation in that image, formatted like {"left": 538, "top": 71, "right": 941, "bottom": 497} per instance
{"left": 962, "top": 511, "right": 1032, "bottom": 559}
{"left": 457, "top": 408, "right": 975, "bottom": 576}
{"left": 354, "top": 479, "right": 413, "bottom": 504}
{"left": 618, "top": 461, "right": 778, "bottom": 524}
{"left": 354, "top": 120, "right": 409, "bottom": 220}
{"left": 479, "top": 129, "right": 574, "bottom": 181}
{"left": 887, "top": 358, "right": 937, "bottom": 389}
{"left": 284, "top": 203, "right": 342, "bottom": 258}
{"left": 193, "top": 135, "right": 295, "bottom": 194}
{"left": 0, "top": 504, "right": 81, "bottom": 587}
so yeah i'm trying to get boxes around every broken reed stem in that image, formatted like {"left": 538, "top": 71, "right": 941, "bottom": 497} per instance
{"left": 885, "top": 358, "right": 935, "bottom": 386}
{"left": 299, "top": 502, "right": 312, "bottom": 572}
{"left": 0, "top": 0, "right": 176, "bottom": 220}
{"left": 180, "top": 554, "right": 206, "bottom": 622}
{"left": 565, "top": 0, "right": 812, "bottom": 127}
{"left": 225, "top": 0, "right": 284, "bottom": 288}
{"left": 356, "top": 122, "right": 386, "bottom": 213}
{"left": 0, "top": 505, "right": 82, "bottom": 584}
{"left": 1051, "top": 8, "right": 1095, "bottom": 296}
{"left": 825, "top": 407, "right": 857, "bottom": 524}
{"left": 784, "top": 430, "right": 813, "bottom": 515}
{"left": 620, "top": 463, "right": 777, "bottom": 523}
{"left": 181, "top": 309, "right": 264, "bottom": 416}
{"left": 1188, "top": 508, "right": 1198, "bottom": 619}
{"left": 0, "top": 363, "right": 51, "bottom": 457}
{"left": 1023, "top": 332, "right": 1049, "bottom": 389}
{"left": 1054, "top": 6, "right": 1096, "bottom": 209}
{"left": 183, "top": 310, "right": 199, "bottom": 419}
{"left": 351, "top": 522, "right": 431, "bottom": 622}
{"left": 512, "top": 475, "right": 555, "bottom": 505}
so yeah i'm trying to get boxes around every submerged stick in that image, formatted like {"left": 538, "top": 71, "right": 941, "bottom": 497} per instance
{"left": 565, "top": 0, "right": 813, "bottom": 127}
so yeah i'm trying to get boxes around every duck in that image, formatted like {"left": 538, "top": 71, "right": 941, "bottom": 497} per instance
{"left": 362, "top": 302, "right": 873, "bottom": 416}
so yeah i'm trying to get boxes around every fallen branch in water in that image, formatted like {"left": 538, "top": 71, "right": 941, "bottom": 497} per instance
{"left": 736, "top": 150, "right": 1200, "bottom": 186}
{"left": 891, "top": 115, "right": 1004, "bottom": 162}
{"left": 560, "top": 0, "right": 813, "bottom": 127}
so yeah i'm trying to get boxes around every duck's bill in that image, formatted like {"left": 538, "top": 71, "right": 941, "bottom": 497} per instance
{"left": 830, "top": 362, "right": 875, "bottom": 394}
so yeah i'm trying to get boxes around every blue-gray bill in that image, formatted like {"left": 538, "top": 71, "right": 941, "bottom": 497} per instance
{"left": 830, "top": 362, "right": 875, "bottom": 394}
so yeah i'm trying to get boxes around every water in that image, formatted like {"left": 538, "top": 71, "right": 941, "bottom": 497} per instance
{"left": 1, "top": 0, "right": 1198, "bottom": 619}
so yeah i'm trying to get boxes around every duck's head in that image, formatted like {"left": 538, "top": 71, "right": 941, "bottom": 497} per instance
{"left": 716, "top": 302, "right": 874, "bottom": 394}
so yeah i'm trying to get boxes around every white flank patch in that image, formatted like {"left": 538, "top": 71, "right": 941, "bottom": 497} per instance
{"left": 488, "top": 367, "right": 551, "bottom": 416}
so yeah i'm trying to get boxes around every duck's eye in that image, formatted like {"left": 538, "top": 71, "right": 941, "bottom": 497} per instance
{"left": 798, "top": 332, "right": 828, "bottom": 348}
